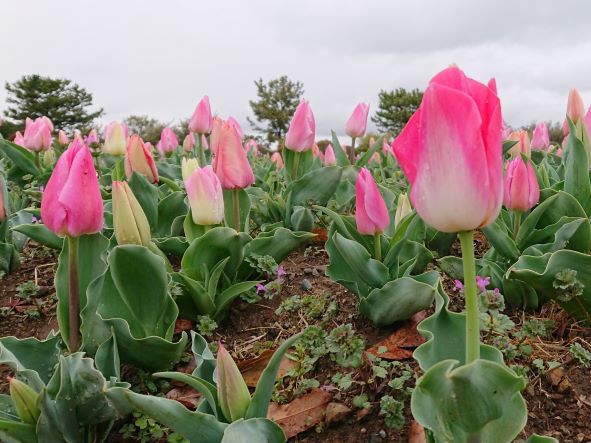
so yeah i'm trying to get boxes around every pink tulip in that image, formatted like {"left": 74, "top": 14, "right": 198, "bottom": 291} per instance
{"left": 345, "top": 103, "right": 370, "bottom": 138}
{"left": 0, "top": 179, "right": 6, "bottom": 222}
{"left": 245, "top": 139, "right": 257, "bottom": 155}
{"left": 144, "top": 141, "right": 154, "bottom": 152}
{"left": 201, "top": 134, "right": 209, "bottom": 150}
{"left": 13, "top": 131, "right": 25, "bottom": 146}
{"left": 40, "top": 140, "right": 103, "bottom": 237}
{"left": 312, "top": 143, "right": 321, "bottom": 158}
{"left": 185, "top": 165, "right": 224, "bottom": 225}
{"left": 369, "top": 152, "right": 382, "bottom": 164}
{"left": 585, "top": 106, "right": 591, "bottom": 133}
{"left": 285, "top": 100, "right": 315, "bottom": 152}
{"left": 103, "top": 121, "right": 128, "bottom": 155}
{"left": 183, "top": 133, "right": 195, "bottom": 152}
{"left": 209, "top": 117, "right": 224, "bottom": 155}
{"left": 227, "top": 117, "right": 243, "bottom": 140}
{"left": 355, "top": 168, "right": 390, "bottom": 235}
{"left": 503, "top": 157, "right": 540, "bottom": 212}
{"left": 58, "top": 130, "right": 69, "bottom": 146}
{"left": 213, "top": 121, "right": 254, "bottom": 189}
{"left": 567, "top": 88, "right": 585, "bottom": 123}
{"left": 382, "top": 139, "right": 393, "bottom": 156}
{"left": 392, "top": 66, "right": 503, "bottom": 233}
{"left": 324, "top": 144, "right": 336, "bottom": 166}
{"left": 157, "top": 127, "right": 179, "bottom": 156}
{"left": 502, "top": 121, "right": 512, "bottom": 139}
{"left": 271, "top": 152, "right": 284, "bottom": 169}
{"left": 189, "top": 96, "right": 213, "bottom": 134}
{"left": 125, "top": 135, "right": 159, "bottom": 183}
{"left": 23, "top": 117, "right": 52, "bottom": 151}
{"left": 85, "top": 129, "right": 99, "bottom": 145}
{"left": 507, "top": 130, "right": 531, "bottom": 157}
{"left": 531, "top": 122, "right": 550, "bottom": 150}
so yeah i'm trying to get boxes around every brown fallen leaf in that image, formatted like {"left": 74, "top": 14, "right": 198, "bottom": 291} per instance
{"left": 366, "top": 311, "right": 427, "bottom": 360}
{"left": 166, "top": 385, "right": 201, "bottom": 409}
{"left": 408, "top": 420, "right": 426, "bottom": 443}
{"left": 238, "top": 349, "right": 296, "bottom": 387}
{"left": 267, "top": 388, "right": 332, "bottom": 438}
{"left": 174, "top": 318, "right": 193, "bottom": 334}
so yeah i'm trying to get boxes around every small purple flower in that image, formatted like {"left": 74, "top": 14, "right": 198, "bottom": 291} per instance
{"left": 277, "top": 265, "right": 286, "bottom": 280}
{"left": 476, "top": 276, "right": 490, "bottom": 292}
{"left": 31, "top": 216, "right": 38, "bottom": 224}
{"left": 453, "top": 280, "right": 464, "bottom": 291}
{"left": 255, "top": 283, "right": 267, "bottom": 294}
{"left": 39, "top": 185, "right": 45, "bottom": 192}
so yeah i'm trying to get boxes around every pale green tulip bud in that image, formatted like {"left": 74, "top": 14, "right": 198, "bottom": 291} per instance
{"left": 9, "top": 378, "right": 40, "bottom": 424}
{"left": 216, "top": 343, "right": 251, "bottom": 422}
{"left": 112, "top": 181, "right": 151, "bottom": 246}
{"left": 394, "top": 193, "right": 412, "bottom": 227}
{"left": 181, "top": 157, "right": 199, "bottom": 182}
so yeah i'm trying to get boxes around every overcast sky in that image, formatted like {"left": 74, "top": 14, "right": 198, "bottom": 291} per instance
{"left": 2, "top": 0, "right": 590, "bottom": 137}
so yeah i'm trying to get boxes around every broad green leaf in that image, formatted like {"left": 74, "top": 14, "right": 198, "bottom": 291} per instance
{"left": 289, "top": 166, "right": 343, "bottom": 207}
{"left": 11, "top": 223, "right": 63, "bottom": 250}
{"left": 0, "top": 139, "right": 40, "bottom": 177}
{"left": 157, "top": 191, "right": 188, "bottom": 237}
{"left": 0, "top": 418, "right": 36, "bottom": 443}
{"left": 191, "top": 331, "right": 216, "bottom": 382}
{"left": 95, "top": 334, "right": 120, "bottom": 380}
{"left": 356, "top": 135, "right": 384, "bottom": 167}
{"left": 564, "top": 118, "right": 591, "bottom": 213}
{"left": 128, "top": 172, "right": 159, "bottom": 231}
{"left": 481, "top": 218, "right": 519, "bottom": 261}
{"left": 330, "top": 130, "right": 350, "bottom": 166}
{"left": 155, "top": 372, "right": 222, "bottom": 419}
{"left": 214, "top": 281, "right": 261, "bottom": 320}
{"left": 221, "top": 418, "right": 285, "bottom": 443}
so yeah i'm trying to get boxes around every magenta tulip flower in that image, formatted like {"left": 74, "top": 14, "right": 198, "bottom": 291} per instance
{"left": 355, "top": 168, "right": 389, "bottom": 235}
{"left": 23, "top": 117, "right": 52, "bottom": 152}
{"left": 324, "top": 144, "right": 336, "bottom": 166}
{"left": 345, "top": 102, "right": 370, "bottom": 138}
{"left": 125, "top": 135, "right": 159, "bottom": 183}
{"left": 58, "top": 130, "right": 69, "bottom": 146}
{"left": 503, "top": 157, "right": 540, "bottom": 212}
{"left": 157, "top": 127, "right": 179, "bottom": 156}
{"left": 189, "top": 96, "right": 213, "bottom": 135}
{"left": 185, "top": 165, "right": 224, "bottom": 226}
{"left": 531, "top": 122, "right": 550, "bottom": 150}
{"left": 392, "top": 66, "right": 502, "bottom": 233}
{"left": 285, "top": 100, "right": 315, "bottom": 152}
{"left": 40, "top": 140, "right": 103, "bottom": 237}
{"left": 213, "top": 121, "right": 254, "bottom": 189}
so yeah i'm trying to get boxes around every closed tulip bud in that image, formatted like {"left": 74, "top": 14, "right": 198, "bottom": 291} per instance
{"left": 125, "top": 135, "right": 159, "bottom": 183}
{"left": 369, "top": 152, "right": 381, "bottom": 164}
{"left": 112, "top": 181, "right": 151, "bottom": 246}
{"left": 41, "top": 149, "right": 56, "bottom": 168}
{"left": 355, "top": 168, "right": 390, "bottom": 235}
{"left": 383, "top": 140, "right": 392, "bottom": 156}
{"left": 392, "top": 66, "right": 503, "bottom": 232}
{"left": 0, "top": 178, "right": 6, "bottom": 222}
{"left": 40, "top": 140, "right": 104, "bottom": 237}
{"left": 9, "top": 378, "right": 40, "bottom": 424}
{"left": 245, "top": 139, "right": 257, "bottom": 155}
{"left": 189, "top": 96, "right": 213, "bottom": 134}
{"left": 503, "top": 157, "right": 540, "bottom": 212}
{"left": 145, "top": 141, "right": 155, "bottom": 152}
{"left": 531, "top": 122, "right": 550, "bottom": 150}
{"left": 324, "top": 144, "right": 336, "bottom": 166}
{"left": 227, "top": 117, "right": 243, "bottom": 140}
{"left": 507, "top": 130, "right": 531, "bottom": 158}
{"left": 23, "top": 117, "right": 52, "bottom": 152}
{"left": 312, "top": 143, "right": 321, "bottom": 158}
{"left": 394, "top": 193, "right": 412, "bottom": 226}
{"left": 183, "top": 133, "right": 195, "bottom": 152}
{"left": 157, "top": 127, "right": 179, "bottom": 156}
{"left": 285, "top": 100, "right": 315, "bottom": 152}
{"left": 85, "top": 129, "right": 99, "bottom": 145}
{"left": 209, "top": 117, "right": 224, "bottom": 155}
{"left": 103, "top": 121, "right": 128, "bottom": 155}
{"left": 181, "top": 157, "right": 199, "bottom": 181}
{"left": 216, "top": 343, "right": 251, "bottom": 422}
{"left": 271, "top": 152, "right": 284, "bottom": 169}
{"left": 13, "top": 131, "right": 25, "bottom": 146}
{"left": 213, "top": 122, "right": 255, "bottom": 189}
{"left": 567, "top": 88, "right": 585, "bottom": 123}
{"left": 345, "top": 102, "right": 370, "bottom": 138}
{"left": 185, "top": 165, "right": 224, "bottom": 225}
{"left": 58, "top": 130, "right": 69, "bottom": 146}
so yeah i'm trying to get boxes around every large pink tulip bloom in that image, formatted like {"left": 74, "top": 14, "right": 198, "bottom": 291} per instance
{"left": 185, "top": 165, "right": 224, "bottom": 225}
{"left": 392, "top": 66, "right": 503, "bottom": 233}
{"left": 503, "top": 157, "right": 540, "bottom": 212}
{"left": 345, "top": 102, "right": 370, "bottom": 138}
{"left": 125, "top": 135, "right": 159, "bottom": 183}
{"left": 355, "top": 168, "right": 390, "bottom": 235}
{"left": 285, "top": 100, "right": 315, "bottom": 152}
{"left": 23, "top": 117, "right": 52, "bottom": 152}
{"left": 213, "top": 122, "right": 255, "bottom": 189}
{"left": 531, "top": 122, "right": 550, "bottom": 150}
{"left": 227, "top": 117, "right": 244, "bottom": 140}
{"left": 40, "top": 140, "right": 103, "bottom": 237}
{"left": 189, "top": 96, "right": 213, "bottom": 135}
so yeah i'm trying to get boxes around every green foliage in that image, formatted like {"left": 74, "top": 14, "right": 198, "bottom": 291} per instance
{"left": 3, "top": 75, "right": 103, "bottom": 133}
{"left": 247, "top": 76, "right": 304, "bottom": 145}
{"left": 570, "top": 342, "right": 591, "bottom": 367}
{"left": 371, "top": 88, "right": 423, "bottom": 135}
{"left": 325, "top": 324, "right": 365, "bottom": 368}
{"left": 125, "top": 114, "right": 168, "bottom": 145}
{"left": 379, "top": 395, "right": 405, "bottom": 429}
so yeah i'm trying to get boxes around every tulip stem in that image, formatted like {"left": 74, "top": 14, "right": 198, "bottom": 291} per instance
{"left": 459, "top": 230, "right": 480, "bottom": 364}
{"left": 512, "top": 211, "right": 522, "bottom": 239}
{"left": 232, "top": 189, "right": 241, "bottom": 232}
{"left": 195, "top": 132, "right": 206, "bottom": 166}
{"left": 348, "top": 137, "right": 357, "bottom": 164}
{"left": 67, "top": 236, "right": 80, "bottom": 352}
{"left": 291, "top": 151, "right": 301, "bottom": 181}
{"left": 34, "top": 152, "right": 41, "bottom": 169}
{"left": 373, "top": 233, "right": 382, "bottom": 262}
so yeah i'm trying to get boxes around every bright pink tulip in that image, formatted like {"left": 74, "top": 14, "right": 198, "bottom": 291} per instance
{"left": 345, "top": 102, "right": 370, "bottom": 138}
{"left": 40, "top": 140, "right": 103, "bottom": 237}
{"left": 285, "top": 100, "right": 315, "bottom": 152}
{"left": 209, "top": 117, "right": 224, "bottom": 155}
{"left": 58, "top": 130, "right": 69, "bottom": 146}
{"left": 271, "top": 152, "right": 284, "bottom": 169}
{"left": 531, "top": 122, "right": 550, "bottom": 150}
{"left": 13, "top": 131, "right": 25, "bottom": 146}
{"left": 324, "top": 144, "right": 336, "bottom": 166}
{"left": 227, "top": 117, "right": 243, "bottom": 140}
{"left": 213, "top": 122, "right": 254, "bottom": 189}
{"left": 503, "top": 157, "right": 540, "bottom": 212}
{"left": 189, "top": 96, "right": 213, "bottom": 134}
{"left": 392, "top": 66, "right": 503, "bottom": 233}
{"left": 183, "top": 133, "right": 195, "bottom": 152}
{"left": 355, "top": 168, "right": 389, "bottom": 235}
{"left": 23, "top": 117, "right": 52, "bottom": 152}
{"left": 103, "top": 121, "right": 128, "bottom": 155}
{"left": 85, "top": 129, "right": 99, "bottom": 145}
{"left": 157, "top": 127, "right": 179, "bottom": 156}
{"left": 185, "top": 165, "right": 224, "bottom": 225}
{"left": 125, "top": 135, "right": 159, "bottom": 183}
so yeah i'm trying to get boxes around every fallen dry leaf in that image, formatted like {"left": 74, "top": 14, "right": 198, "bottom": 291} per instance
{"left": 324, "top": 402, "right": 352, "bottom": 424}
{"left": 174, "top": 318, "right": 193, "bottom": 334}
{"left": 408, "top": 420, "right": 426, "bottom": 443}
{"left": 238, "top": 349, "right": 296, "bottom": 387}
{"left": 267, "top": 388, "right": 332, "bottom": 438}
{"left": 166, "top": 385, "right": 201, "bottom": 409}
{"left": 366, "top": 311, "right": 427, "bottom": 360}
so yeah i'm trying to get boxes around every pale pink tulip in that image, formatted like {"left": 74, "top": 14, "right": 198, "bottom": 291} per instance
{"left": 185, "top": 165, "right": 224, "bottom": 225}
{"left": 503, "top": 157, "right": 540, "bottom": 212}
{"left": 40, "top": 140, "right": 103, "bottom": 237}
{"left": 502, "top": 121, "right": 512, "bottom": 139}
{"left": 345, "top": 103, "right": 370, "bottom": 138}
{"left": 392, "top": 66, "right": 502, "bottom": 233}
{"left": 567, "top": 88, "right": 585, "bottom": 123}
{"left": 125, "top": 135, "right": 159, "bottom": 183}
{"left": 209, "top": 117, "right": 224, "bottom": 155}
{"left": 58, "top": 130, "right": 69, "bottom": 146}
{"left": 227, "top": 117, "right": 243, "bottom": 140}
{"left": 355, "top": 168, "right": 389, "bottom": 235}
{"left": 531, "top": 122, "right": 550, "bottom": 150}
{"left": 23, "top": 117, "right": 52, "bottom": 151}
{"left": 183, "top": 133, "right": 195, "bottom": 152}
{"left": 312, "top": 143, "right": 321, "bottom": 158}
{"left": 285, "top": 100, "right": 315, "bottom": 152}
{"left": 213, "top": 122, "right": 254, "bottom": 189}
{"left": 157, "top": 127, "right": 179, "bottom": 156}
{"left": 189, "top": 96, "right": 213, "bottom": 134}
{"left": 324, "top": 144, "right": 336, "bottom": 166}
{"left": 507, "top": 130, "right": 531, "bottom": 157}
{"left": 271, "top": 152, "right": 284, "bottom": 169}
{"left": 103, "top": 121, "right": 128, "bottom": 155}
{"left": 13, "top": 131, "right": 25, "bottom": 146}
{"left": 85, "top": 129, "right": 99, "bottom": 145}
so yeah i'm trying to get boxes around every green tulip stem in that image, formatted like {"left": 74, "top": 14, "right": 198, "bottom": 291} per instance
{"left": 349, "top": 137, "right": 357, "bottom": 164}
{"left": 34, "top": 152, "right": 41, "bottom": 169}
{"left": 459, "top": 230, "right": 480, "bottom": 364}
{"left": 291, "top": 151, "right": 301, "bottom": 181}
{"left": 374, "top": 232, "right": 382, "bottom": 262}
{"left": 232, "top": 189, "right": 241, "bottom": 232}
{"left": 67, "top": 235, "right": 80, "bottom": 352}
{"left": 195, "top": 132, "right": 206, "bottom": 166}
{"left": 512, "top": 211, "right": 522, "bottom": 239}
{"left": 202, "top": 224, "right": 211, "bottom": 233}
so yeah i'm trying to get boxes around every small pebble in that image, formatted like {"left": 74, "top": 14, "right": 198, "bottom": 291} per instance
{"left": 316, "top": 265, "right": 327, "bottom": 273}
{"left": 301, "top": 279, "right": 313, "bottom": 291}
{"left": 360, "top": 428, "right": 366, "bottom": 434}
{"left": 311, "top": 268, "right": 319, "bottom": 276}
{"left": 378, "top": 430, "right": 386, "bottom": 438}
{"left": 303, "top": 268, "right": 314, "bottom": 275}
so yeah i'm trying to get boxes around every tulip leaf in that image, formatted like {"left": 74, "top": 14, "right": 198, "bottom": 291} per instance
{"left": 223, "top": 189, "right": 252, "bottom": 233}
{"left": 157, "top": 191, "right": 188, "bottom": 237}
{"left": 564, "top": 118, "right": 591, "bottom": 214}
{"left": 525, "top": 435, "right": 559, "bottom": 443}
{"left": 502, "top": 139, "right": 518, "bottom": 156}
{"left": 411, "top": 358, "right": 527, "bottom": 443}
{"left": 95, "top": 333, "right": 120, "bottom": 381}
{"left": 214, "top": 281, "right": 261, "bottom": 320}
{"left": 11, "top": 223, "right": 63, "bottom": 250}
{"left": 0, "top": 418, "right": 37, "bottom": 443}
{"left": 0, "top": 139, "right": 40, "bottom": 178}
{"left": 0, "top": 242, "right": 19, "bottom": 275}
{"left": 221, "top": 418, "right": 286, "bottom": 443}
{"left": 330, "top": 130, "right": 350, "bottom": 166}
{"left": 128, "top": 172, "right": 159, "bottom": 231}
{"left": 481, "top": 218, "right": 519, "bottom": 261}
{"left": 174, "top": 273, "right": 216, "bottom": 316}
{"left": 355, "top": 135, "right": 384, "bottom": 167}
{"left": 183, "top": 210, "right": 210, "bottom": 242}
{"left": 290, "top": 205, "right": 314, "bottom": 231}
{"left": 289, "top": 166, "right": 343, "bottom": 207}
{"left": 153, "top": 236, "right": 188, "bottom": 256}
{"left": 502, "top": 278, "right": 539, "bottom": 309}
{"left": 282, "top": 149, "right": 314, "bottom": 182}
{"left": 155, "top": 372, "right": 222, "bottom": 420}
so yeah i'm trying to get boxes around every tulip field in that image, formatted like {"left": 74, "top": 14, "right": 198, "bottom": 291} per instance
{"left": 2, "top": 66, "right": 591, "bottom": 442}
